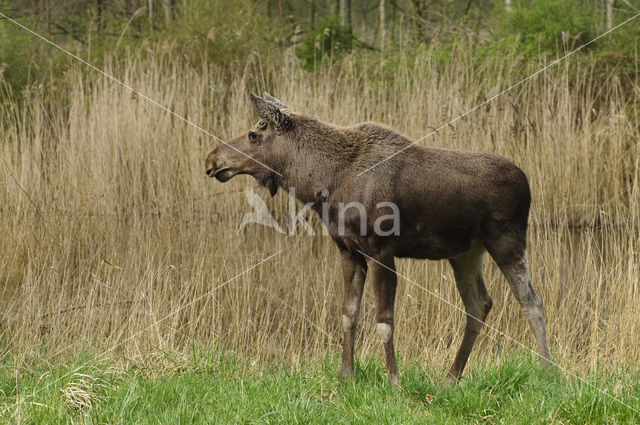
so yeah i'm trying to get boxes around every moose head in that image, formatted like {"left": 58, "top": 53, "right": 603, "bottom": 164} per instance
{"left": 205, "top": 93, "right": 291, "bottom": 196}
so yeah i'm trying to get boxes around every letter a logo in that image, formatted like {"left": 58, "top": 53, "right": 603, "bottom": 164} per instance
{"left": 238, "top": 187, "right": 284, "bottom": 233}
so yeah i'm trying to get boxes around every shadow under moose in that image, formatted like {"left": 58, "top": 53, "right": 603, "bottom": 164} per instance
{"left": 205, "top": 92, "right": 550, "bottom": 387}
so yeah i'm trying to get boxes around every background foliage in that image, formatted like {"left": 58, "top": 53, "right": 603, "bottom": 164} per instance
{"left": 1, "top": 0, "right": 638, "bottom": 94}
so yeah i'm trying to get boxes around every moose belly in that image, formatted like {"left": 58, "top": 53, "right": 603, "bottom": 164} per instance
{"left": 395, "top": 225, "right": 476, "bottom": 260}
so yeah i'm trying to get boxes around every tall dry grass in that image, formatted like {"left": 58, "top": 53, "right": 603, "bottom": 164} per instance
{"left": 0, "top": 46, "right": 638, "bottom": 375}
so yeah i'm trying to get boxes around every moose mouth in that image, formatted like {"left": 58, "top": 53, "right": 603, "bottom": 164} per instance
{"left": 213, "top": 167, "right": 237, "bottom": 182}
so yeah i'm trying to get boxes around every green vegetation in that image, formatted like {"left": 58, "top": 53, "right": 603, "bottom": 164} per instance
{"left": 295, "top": 16, "right": 355, "bottom": 71}
{"left": 3, "top": 351, "right": 640, "bottom": 424}
{"left": 1, "top": 0, "right": 638, "bottom": 96}
{"left": 494, "top": 0, "right": 598, "bottom": 56}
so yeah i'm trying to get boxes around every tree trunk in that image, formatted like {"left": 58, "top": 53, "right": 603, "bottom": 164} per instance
{"left": 278, "top": 0, "right": 285, "bottom": 23}
{"left": 606, "top": 0, "right": 615, "bottom": 28}
{"left": 148, "top": 0, "right": 154, "bottom": 30}
{"left": 331, "top": 0, "right": 338, "bottom": 16}
{"left": 340, "top": 0, "right": 347, "bottom": 26}
{"left": 505, "top": 0, "right": 512, "bottom": 12}
{"left": 410, "top": 0, "right": 426, "bottom": 40}
{"left": 379, "top": 0, "right": 386, "bottom": 50}
{"left": 339, "top": 0, "right": 352, "bottom": 30}
{"left": 164, "top": 0, "right": 171, "bottom": 22}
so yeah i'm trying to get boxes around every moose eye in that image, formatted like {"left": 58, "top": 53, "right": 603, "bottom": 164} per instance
{"left": 248, "top": 131, "right": 258, "bottom": 143}
{"left": 258, "top": 120, "right": 267, "bottom": 130}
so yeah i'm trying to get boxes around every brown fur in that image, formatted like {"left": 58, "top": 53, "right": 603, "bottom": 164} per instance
{"left": 206, "top": 93, "right": 550, "bottom": 386}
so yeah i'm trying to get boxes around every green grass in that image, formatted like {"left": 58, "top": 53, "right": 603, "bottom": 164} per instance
{"left": 2, "top": 351, "right": 640, "bottom": 424}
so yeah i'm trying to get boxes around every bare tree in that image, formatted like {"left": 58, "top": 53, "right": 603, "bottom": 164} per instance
{"left": 310, "top": 0, "right": 316, "bottom": 26}
{"left": 279, "top": 0, "right": 285, "bottom": 23}
{"left": 330, "top": 0, "right": 338, "bottom": 16}
{"left": 379, "top": 0, "right": 386, "bottom": 49}
{"left": 606, "top": 0, "right": 615, "bottom": 28}
{"left": 410, "top": 0, "right": 427, "bottom": 40}
{"left": 148, "top": 0, "right": 154, "bottom": 29}
{"left": 339, "top": 0, "right": 351, "bottom": 29}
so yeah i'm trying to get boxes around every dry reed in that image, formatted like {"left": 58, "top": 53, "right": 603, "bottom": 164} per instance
{"left": 1, "top": 46, "right": 638, "bottom": 375}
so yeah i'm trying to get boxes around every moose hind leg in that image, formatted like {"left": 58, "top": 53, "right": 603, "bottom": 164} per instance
{"left": 444, "top": 242, "right": 493, "bottom": 387}
{"left": 501, "top": 255, "right": 550, "bottom": 366}
{"left": 339, "top": 250, "right": 367, "bottom": 380}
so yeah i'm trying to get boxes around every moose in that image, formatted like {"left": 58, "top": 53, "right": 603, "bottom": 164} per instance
{"left": 205, "top": 93, "right": 550, "bottom": 386}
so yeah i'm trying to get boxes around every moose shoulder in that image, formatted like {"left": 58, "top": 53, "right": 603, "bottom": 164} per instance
{"left": 205, "top": 93, "right": 550, "bottom": 386}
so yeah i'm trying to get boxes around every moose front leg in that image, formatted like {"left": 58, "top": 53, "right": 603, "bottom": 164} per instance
{"left": 367, "top": 254, "right": 401, "bottom": 386}
{"left": 339, "top": 250, "right": 367, "bottom": 380}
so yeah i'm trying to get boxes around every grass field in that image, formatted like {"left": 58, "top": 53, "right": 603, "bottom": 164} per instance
{"left": 3, "top": 350, "right": 640, "bottom": 424}
{"left": 1, "top": 41, "right": 639, "bottom": 423}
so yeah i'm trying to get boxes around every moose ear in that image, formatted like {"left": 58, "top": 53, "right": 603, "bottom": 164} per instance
{"left": 250, "top": 93, "right": 291, "bottom": 129}
{"left": 263, "top": 92, "right": 288, "bottom": 109}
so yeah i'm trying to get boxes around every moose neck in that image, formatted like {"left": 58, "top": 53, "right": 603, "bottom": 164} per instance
{"left": 277, "top": 116, "right": 358, "bottom": 204}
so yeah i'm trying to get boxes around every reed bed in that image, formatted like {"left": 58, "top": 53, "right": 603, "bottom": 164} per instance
{"left": 1, "top": 46, "right": 638, "bottom": 375}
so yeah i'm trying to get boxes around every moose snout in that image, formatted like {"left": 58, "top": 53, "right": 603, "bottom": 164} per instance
{"left": 205, "top": 149, "right": 238, "bottom": 182}
{"left": 205, "top": 150, "right": 218, "bottom": 177}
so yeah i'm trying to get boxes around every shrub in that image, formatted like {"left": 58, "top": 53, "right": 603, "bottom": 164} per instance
{"left": 495, "top": 0, "right": 597, "bottom": 56}
{"left": 295, "top": 16, "right": 355, "bottom": 71}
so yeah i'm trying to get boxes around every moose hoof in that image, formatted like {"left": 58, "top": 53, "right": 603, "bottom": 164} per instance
{"left": 389, "top": 374, "right": 402, "bottom": 387}
{"left": 442, "top": 374, "right": 458, "bottom": 388}
{"left": 339, "top": 368, "right": 355, "bottom": 381}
